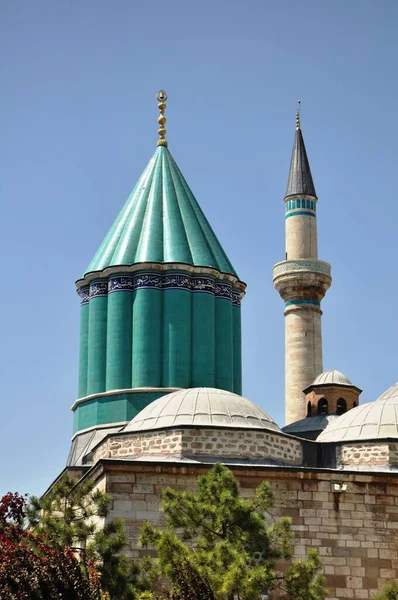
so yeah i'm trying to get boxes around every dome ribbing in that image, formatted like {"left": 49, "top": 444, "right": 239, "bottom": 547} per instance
{"left": 311, "top": 370, "right": 354, "bottom": 387}
{"left": 124, "top": 388, "right": 280, "bottom": 433}
{"left": 85, "top": 146, "right": 237, "bottom": 277}
{"left": 375, "top": 382, "right": 398, "bottom": 402}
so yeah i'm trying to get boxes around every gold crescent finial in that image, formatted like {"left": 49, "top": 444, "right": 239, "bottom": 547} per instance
{"left": 156, "top": 90, "right": 168, "bottom": 147}
{"left": 296, "top": 100, "right": 301, "bottom": 130}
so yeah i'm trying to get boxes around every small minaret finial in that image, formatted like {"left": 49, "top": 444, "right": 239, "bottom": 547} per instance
{"left": 156, "top": 90, "right": 168, "bottom": 147}
{"left": 296, "top": 100, "right": 301, "bottom": 130}
{"left": 296, "top": 100, "right": 301, "bottom": 129}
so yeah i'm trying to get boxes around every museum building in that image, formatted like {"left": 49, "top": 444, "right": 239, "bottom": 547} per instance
{"left": 51, "top": 92, "right": 398, "bottom": 599}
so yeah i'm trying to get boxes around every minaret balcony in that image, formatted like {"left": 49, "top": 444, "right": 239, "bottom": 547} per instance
{"left": 273, "top": 259, "right": 332, "bottom": 302}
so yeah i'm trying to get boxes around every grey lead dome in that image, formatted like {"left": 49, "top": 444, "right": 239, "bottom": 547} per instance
{"left": 317, "top": 382, "right": 398, "bottom": 443}
{"left": 311, "top": 369, "right": 354, "bottom": 387}
{"left": 124, "top": 388, "right": 281, "bottom": 433}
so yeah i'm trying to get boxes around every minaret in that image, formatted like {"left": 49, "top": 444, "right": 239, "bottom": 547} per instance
{"left": 68, "top": 92, "right": 246, "bottom": 465}
{"left": 273, "top": 106, "right": 332, "bottom": 425}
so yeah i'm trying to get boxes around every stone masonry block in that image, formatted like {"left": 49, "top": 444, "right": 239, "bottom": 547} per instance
{"left": 133, "top": 484, "right": 154, "bottom": 494}
{"left": 112, "top": 499, "right": 133, "bottom": 516}
{"left": 112, "top": 483, "right": 133, "bottom": 493}
{"left": 354, "top": 591, "right": 369, "bottom": 599}
{"left": 336, "top": 588, "right": 355, "bottom": 598}
{"left": 347, "top": 576, "right": 363, "bottom": 589}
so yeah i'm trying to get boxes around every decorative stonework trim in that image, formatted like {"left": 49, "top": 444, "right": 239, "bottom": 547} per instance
{"left": 273, "top": 259, "right": 331, "bottom": 278}
{"left": 76, "top": 262, "right": 246, "bottom": 293}
{"left": 80, "top": 286, "right": 90, "bottom": 305}
{"left": 89, "top": 280, "right": 108, "bottom": 299}
{"left": 231, "top": 290, "right": 241, "bottom": 306}
{"left": 284, "top": 197, "right": 317, "bottom": 215}
{"left": 72, "top": 386, "right": 182, "bottom": 410}
{"left": 81, "top": 273, "right": 242, "bottom": 306}
{"left": 285, "top": 299, "right": 320, "bottom": 307}
{"left": 284, "top": 194, "right": 318, "bottom": 203}
{"left": 285, "top": 211, "right": 316, "bottom": 219}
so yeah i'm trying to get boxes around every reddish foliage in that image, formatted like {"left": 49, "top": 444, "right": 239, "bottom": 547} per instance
{"left": 0, "top": 492, "right": 26, "bottom": 527}
{"left": 0, "top": 492, "right": 106, "bottom": 600}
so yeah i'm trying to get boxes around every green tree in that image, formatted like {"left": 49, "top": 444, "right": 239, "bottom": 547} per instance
{"left": 375, "top": 582, "right": 398, "bottom": 600}
{"left": 140, "top": 464, "right": 326, "bottom": 600}
{"left": 0, "top": 491, "right": 107, "bottom": 600}
{"left": 28, "top": 473, "right": 145, "bottom": 600}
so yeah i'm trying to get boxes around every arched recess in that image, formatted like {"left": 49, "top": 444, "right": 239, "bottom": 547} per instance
{"left": 318, "top": 398, "right": 328, "bottom": 415}
{"left": 336, "top": 398, "right": 347, "bottom": 415}
{"left": 307, "top": 402, "right": 312, "bottom": 417}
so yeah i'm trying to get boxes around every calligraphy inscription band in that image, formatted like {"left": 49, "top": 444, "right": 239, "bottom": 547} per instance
{"left": 80, "top": 273, "right": 241, "bottom": 306}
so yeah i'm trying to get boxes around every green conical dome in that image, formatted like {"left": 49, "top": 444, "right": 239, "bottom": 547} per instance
{"left": 85, "top": 146, "right": 237, "bottom": 276}
{"left": 72, "top": 113, "right": 245, "bottom": 465}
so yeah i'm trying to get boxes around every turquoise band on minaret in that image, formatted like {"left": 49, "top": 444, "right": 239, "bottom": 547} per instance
{"left": 285, "top": 299, "right": 320, "bottom": 307}
{"left": 285, "top": 198, "right": 316, "bottom": 218}
{"left": 285, "top": 211, "right": 315, "bottom": 219}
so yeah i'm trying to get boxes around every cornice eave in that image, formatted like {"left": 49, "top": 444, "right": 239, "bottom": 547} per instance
{"left": 76, "top": 262, "right": 247, "bottom": 294}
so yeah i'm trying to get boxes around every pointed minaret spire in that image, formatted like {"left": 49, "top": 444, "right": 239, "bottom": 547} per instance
{"left": 286, "top": 103, "right": 316, "bottom": 199}
{"left": 273, "top": 108, "right": 332, "bottom": 425}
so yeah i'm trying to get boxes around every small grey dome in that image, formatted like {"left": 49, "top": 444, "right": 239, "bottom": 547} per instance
{"left": 124, "top": 388, "right": 281, "bottom": 433}
{"left": 318, "top": 382, "right": 398, "bottom": 443}
{"left": 311, "top": 369, "right": 354, "bottom": 387}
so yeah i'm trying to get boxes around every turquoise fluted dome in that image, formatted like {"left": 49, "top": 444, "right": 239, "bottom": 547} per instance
{"left": 85, "top": 145, "right": 237, "bottom": 277}
{"left": 71, "top": 114, "right": 245, "bottom": 464}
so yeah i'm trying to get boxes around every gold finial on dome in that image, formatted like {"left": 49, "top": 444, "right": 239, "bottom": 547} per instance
{"left": 156, "top": 90, "right": 168, "bottom": 147}
{"left": 296, "top": 100, "right": 301, "bottom": 130}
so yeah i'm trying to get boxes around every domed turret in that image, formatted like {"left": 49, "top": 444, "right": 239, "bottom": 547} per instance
{"left": 283, "top": 369, "right": 361, "bottom": 440}
{"left": 303, "top": 369, "right": 361, "bottom": 417}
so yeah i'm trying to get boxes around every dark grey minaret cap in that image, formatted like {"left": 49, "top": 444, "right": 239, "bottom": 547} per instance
{"left": 285, "top": 126, "right": 317, "bottom": 199}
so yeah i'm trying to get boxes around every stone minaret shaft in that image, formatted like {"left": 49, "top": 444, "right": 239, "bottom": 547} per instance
{"left": 273, "top": 111, "right": 331, "bottom": 425}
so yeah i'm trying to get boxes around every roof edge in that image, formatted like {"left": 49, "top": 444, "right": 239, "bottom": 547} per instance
{"left": 303, "top": 382, "right": 363, "bottom": 395}
{"left": 76, "top": 262, "right": 246, "bottom": 293}
{"left": 284, "top": 192, "right": 318, "bottom": 201}
{"left": 77, "top": 457, "right": 398, "bottom": 487}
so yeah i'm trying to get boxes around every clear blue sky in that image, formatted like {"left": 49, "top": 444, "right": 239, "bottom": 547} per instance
{"left": 1, "top": 0, "right": 397, "bottom": 497}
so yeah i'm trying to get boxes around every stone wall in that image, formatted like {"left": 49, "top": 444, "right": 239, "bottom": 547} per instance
{"left": 180, "top": 428, "right": 302, "bottom": 464}
{"left": 89, "top": 462, "right": 398, "bottom": 600}
{"left": 388, "top": 443, "right": 398, "bottom": 467}
{"left": 92, "top": 429, "right": 184, "bottom": 463}
{"left": 91, "top": 427, "right": 302, "bottom": 466}
{"left": 339, "top": 443, "right": 389, "bottom": 468}
{"left": 339, "top": 441, "right": 398, "bottom": 470}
